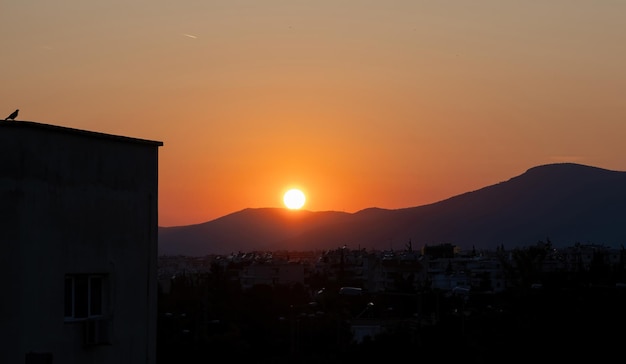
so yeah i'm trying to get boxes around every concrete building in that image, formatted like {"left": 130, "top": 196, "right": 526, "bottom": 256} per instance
{"left": 0, "top": 120, "right": 162, "bottom": 363}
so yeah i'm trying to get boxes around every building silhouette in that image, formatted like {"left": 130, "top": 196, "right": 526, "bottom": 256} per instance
{"left": 0, "top": 120, "right": 162, "bottom": 364}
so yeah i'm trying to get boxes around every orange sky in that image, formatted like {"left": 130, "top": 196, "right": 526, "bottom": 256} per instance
{"left": 2, "top": 1, "right": 625, "bottom": 227}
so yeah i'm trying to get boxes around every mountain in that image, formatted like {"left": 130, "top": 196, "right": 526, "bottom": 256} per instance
{"left": 158, "top": 163, "right": 626, "bottom": 256}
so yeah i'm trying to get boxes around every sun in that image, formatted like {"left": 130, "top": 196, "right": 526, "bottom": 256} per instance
{"left": 283, "top": 188, "right": 306, "bottom": 210}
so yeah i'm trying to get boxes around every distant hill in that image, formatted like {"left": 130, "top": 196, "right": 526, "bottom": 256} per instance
{"left": 158, "top": 163, "right": 626, "bottom": 256}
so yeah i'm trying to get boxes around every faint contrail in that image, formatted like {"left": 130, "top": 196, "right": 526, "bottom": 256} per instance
{"left": 183, "top": 34, "right": 198, "bottom": 39}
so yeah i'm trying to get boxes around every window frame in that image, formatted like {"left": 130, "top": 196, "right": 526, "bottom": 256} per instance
{"left": 64, "top": 274, "right": 107, "bottom": 322}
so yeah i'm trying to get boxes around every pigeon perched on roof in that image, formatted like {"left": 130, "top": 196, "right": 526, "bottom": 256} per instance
{"left": 5, "top": 109, "right": 19, "bottom": 120}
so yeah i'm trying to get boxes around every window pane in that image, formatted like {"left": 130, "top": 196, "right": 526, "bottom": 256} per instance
{"left": 64, "top": 278, "right": 73, "bottom": 318}
{"left": 90, "top": 276, "right": 103, "bottom": 316}
{"left": 74, "top": 276, "right": 88, "bottom": 318}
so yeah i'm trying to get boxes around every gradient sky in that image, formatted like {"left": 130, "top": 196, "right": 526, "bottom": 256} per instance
{"left": 2, "top": 1, "right": 625, "bottom": 227}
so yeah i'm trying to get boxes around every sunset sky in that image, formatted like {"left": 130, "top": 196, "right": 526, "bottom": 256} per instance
{"left": 2, "top": 1, "right": 625, "bottom": 227}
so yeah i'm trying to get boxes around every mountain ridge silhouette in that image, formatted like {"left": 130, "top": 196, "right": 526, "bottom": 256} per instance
{"left": 158, "top": 163, "right": 626, "bottom": 256}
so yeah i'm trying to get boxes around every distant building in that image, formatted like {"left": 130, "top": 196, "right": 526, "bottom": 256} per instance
{"left": 240, "top": 260, "right": 305, "bottom": 289}
{"left": 422, "top": 243, "right": 457, "bottom": 259}
{"left": 0, "top": 121, "right": 162, "bottom": 364}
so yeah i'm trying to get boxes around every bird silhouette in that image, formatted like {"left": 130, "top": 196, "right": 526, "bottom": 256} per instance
{"left": 5, "top": 109, "right": 19, "bottom": 120}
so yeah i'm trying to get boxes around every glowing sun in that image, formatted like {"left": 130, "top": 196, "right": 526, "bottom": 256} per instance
{"left": 283, "top": 189, "right": 306, "bottom": 210}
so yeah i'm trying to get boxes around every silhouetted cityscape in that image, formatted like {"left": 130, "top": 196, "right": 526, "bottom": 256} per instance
{"left": 157, "top": 241, "right": 626, "bottom": 363}
{"left": 5, "top": 121, "right": 625, "bottom": 364}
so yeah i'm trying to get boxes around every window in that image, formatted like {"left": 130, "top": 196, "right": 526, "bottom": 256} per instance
{"left": 64, "top": 274, "right": 107, "bottom": 321}
{"left": 25, "top": 352, "right": 53, "bottom": 364}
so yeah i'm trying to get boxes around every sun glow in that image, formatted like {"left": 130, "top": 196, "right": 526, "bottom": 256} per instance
{"left": 283, "top": 189, "right": 306, "bottom": 210}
